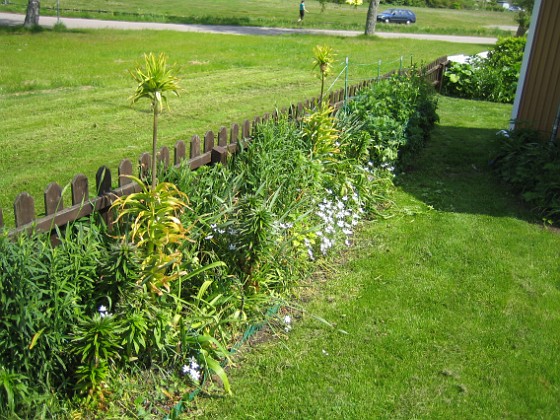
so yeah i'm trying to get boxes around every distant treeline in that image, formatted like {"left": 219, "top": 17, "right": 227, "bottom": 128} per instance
{"left": 323, "top": 0, "right": 507, "bottom": 11}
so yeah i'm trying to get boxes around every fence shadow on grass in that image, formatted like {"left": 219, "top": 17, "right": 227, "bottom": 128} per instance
{"left": 396, "top": 124, "right": 539, "bottom": 224}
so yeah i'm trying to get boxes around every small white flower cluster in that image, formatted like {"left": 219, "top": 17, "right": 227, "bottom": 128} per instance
{"left": 310, "top": 191, "right": 362, "bottom": 259}
{"left": 283, "top": 315, "right": 292, "bottom": 332}
{"left": 205, "top": 223, "right": 239, "bottom": 251}
{"left": 274, "top": 221, "right": 294, "bottom": 232}
{"left": 380, "top": 162, "right": 396, "bottom": 173}
{"left": 98, "top": 305, "right": 111, "bottom": 318}
{"left": 182, "top": 356, "right": 201, "bottom": 383}
{"left": 205, "top": 223, "right": 226, "bottom": 240}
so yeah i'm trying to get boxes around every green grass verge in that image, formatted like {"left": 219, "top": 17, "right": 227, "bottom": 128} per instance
{"left": 191, "top": 96, "right": 560, "bottom": 418}
{"left": 0, "top": 28, "right": 489, "bottom": 228}
{"left": 1, "top": 0, "right": 518, "bottom": 36}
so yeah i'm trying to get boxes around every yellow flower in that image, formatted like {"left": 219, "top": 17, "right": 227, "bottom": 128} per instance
{"left": 345, "top": 0, "right": 363, "bottom": 7}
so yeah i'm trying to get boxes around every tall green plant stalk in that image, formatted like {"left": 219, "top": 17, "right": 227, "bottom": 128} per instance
{"left": 129, "top": 52, "right": 181, "bottom": 191}
{"left": 312, "top": 45, "right": 336, "bottom": 106}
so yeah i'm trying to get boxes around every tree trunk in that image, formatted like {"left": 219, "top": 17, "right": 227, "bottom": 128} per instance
{"left": 24, "top": 0, "right": 40, "bottom": 28}
{"left": 514, "top": 10, "right": 529, "bottom": 37}
{"left": 364, "top": 0, "right": 380, "bottom": 36}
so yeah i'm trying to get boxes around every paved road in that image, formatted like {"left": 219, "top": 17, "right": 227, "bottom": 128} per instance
{"left": 0, "top": 12, "right": 497, "bottom": 44}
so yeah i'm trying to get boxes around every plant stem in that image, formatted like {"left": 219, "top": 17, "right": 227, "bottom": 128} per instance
{"left": 152, "top": 105, "right": 159, "bottom": 191}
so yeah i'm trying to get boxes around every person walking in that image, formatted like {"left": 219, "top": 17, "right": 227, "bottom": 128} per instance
{"left": 298, "top": 0, "right": 308, "bottom": 22}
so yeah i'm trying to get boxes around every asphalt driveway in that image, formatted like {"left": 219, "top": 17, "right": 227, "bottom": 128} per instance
{"left": 0, "top": 12, "right": 497, "bottom": 44}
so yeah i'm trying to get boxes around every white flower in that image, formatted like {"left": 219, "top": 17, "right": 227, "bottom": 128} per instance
{"left": 98, "top": 305, "right": 110, "bottom": 318}
{"left": 189, "top": 356, "right": 199, "bottom": 370}
{"left": 284, "top": 315, "right": 292, "bottom": 332}
{"left": 322, "top": 349, "right": 329, "bottom": 356}
{"left": 183, "top": 357, "right": 201, "bottom": 383}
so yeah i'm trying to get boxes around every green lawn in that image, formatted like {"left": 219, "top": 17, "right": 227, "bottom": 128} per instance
{"left": 191, "top": 96, "right": 560, "bottom": 418}
{"left": 0, "top": 28, "right": 489, "bottom": 228}
{"left": 1, "top": 0, "right": 518, "bottom": 36}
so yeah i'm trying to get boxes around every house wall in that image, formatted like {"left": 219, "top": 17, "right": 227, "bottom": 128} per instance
{"left": 514, "top": 0, "right": 560, "bottom": 138}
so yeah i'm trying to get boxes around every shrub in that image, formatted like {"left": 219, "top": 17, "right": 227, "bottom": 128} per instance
{"left": 492, "top": 128, "right": 560, "bottom": 225}
{"left": 346, "top": 69, "right": 439, "bottom": 171}
{"left": 0, "top": 221, "right": 108, "bottom": 417}
{"left": 443, "top": 36, "right": 526, "bottom": 103}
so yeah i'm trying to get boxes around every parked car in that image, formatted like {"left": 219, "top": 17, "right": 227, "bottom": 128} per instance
{"left": 508, "top": 6, "right": 523, "bottom": 12}
{"left": 376, "top": 9, "right": 416, "bottom": 25}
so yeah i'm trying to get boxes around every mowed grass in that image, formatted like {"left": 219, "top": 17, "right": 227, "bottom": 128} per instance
{"left": 0, "top": 28, "right": 489, "bottom": 228}
{"left": 1, "top": 0, "right": 518, "bottom": 36}
{"left": 191, "top": 96, "right": 560, "bottom": 419}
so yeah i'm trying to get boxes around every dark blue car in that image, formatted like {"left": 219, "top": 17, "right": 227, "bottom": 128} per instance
{"left": 376, "top": 8, "right": 417, "bottom": 25}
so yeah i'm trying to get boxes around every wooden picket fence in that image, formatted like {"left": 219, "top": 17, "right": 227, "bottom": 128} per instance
{"left": 0, "top": 56, "right": 449, "bottom": 237}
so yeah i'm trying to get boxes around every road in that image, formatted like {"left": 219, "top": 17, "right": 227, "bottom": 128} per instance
{"left": 0, "top": 12, "right": 497, "bottom": 44}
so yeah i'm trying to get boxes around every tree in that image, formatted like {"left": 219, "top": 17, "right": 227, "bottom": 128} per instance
{"left": 129, "top": 53, "right": 181, "bottom": 191}
{"left": 24, "top": 0, "right": 40, "bottom": 28}
{"left": 514, "top": 0, "right": 535, "bottom": 37}
{"left": 364, "top": 0, "right": 380, "bottom": 36}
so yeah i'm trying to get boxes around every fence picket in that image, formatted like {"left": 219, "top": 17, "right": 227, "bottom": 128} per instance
{"left": 14, "top": 193, "right": 35, "bottom": 227}
{"left": 218, "top": 127, "right": 228, "bottom": 147}
{"left": 159, "top": 146, "right": 170, "bottom": 169}
{"left": 231, "top": 123, "right": 239, "bottom": 144}
{"left": 96, "top": 166, "right": 112, "bottom": 195}
{"left": 118, "top": 159, "right": 133, "bottom": 186}
{"left": 190, "top": 135, "right": 201, "bottom": 158}
{"left": 174, "top": 140, "right": 186, "bottom": 165}
{"left": 44, "top": 182, "right": 64, "bottom": 215}
{"left": 204, "top": 131, "right": 215, "bottom": 153}
{"left": 242, "top": 120, "right": 250, "bottom": 139}
{"left": 71, "top": 174, "right": 88, "bottom": 206}
{"left": 139, "top": 153, "right": 151, "bottom": 179}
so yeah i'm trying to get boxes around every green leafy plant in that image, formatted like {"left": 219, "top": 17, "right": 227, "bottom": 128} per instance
{"left": 492, "top": 127, "right": 560, "bottom": 225}
{"left": 111, "top": 177, "right": 192, "bottom": 295}
{"left": 302, "top": 102, "right": 340, "bottom": 162}
{"left": 0, "top": 367, "right": 29, "bottom": 416}
{"left": 443, "top": 36, "right": 526, "bottom": 103}
{"left": 130, "top": 52, "right": 181, "bottom": 190}
{"left": 347, "top": 71, "right": 438, "bottom": 170}
{"left": 72, "top": 310, "right": 123, "bottom": 402}
{"left": 0, "top": 220, "right": 107, "bottom": 416}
